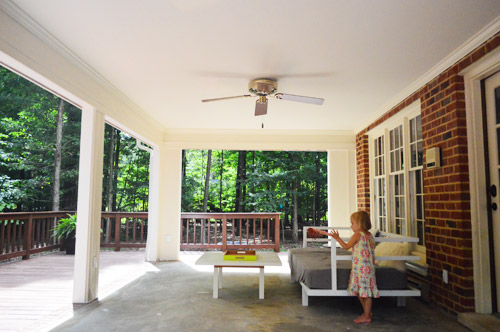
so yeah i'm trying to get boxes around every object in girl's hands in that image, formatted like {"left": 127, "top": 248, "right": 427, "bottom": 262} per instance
{"left": 307, "top": 228, "right": 324, "bottom": 238}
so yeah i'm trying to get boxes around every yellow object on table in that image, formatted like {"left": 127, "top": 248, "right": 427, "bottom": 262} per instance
{"left": 224, "top": 250, "right": 257, "bottom": 261}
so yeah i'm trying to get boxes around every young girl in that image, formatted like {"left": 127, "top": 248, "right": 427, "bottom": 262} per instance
{"left": 318, "top": 211, "right": 379, "bottom": 323}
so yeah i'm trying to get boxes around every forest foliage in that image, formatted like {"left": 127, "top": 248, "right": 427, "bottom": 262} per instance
{"left": 1, "top": 66, "right": 329, "bottom": 241}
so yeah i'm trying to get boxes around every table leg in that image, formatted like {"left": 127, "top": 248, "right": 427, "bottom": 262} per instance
{"left": 218, "top": 267, "right": 223, "bottom": 289}
{"left": 213, "top": 267, "right": 219, "bottom": 299}
{"left": 259, "top": 267, "right": 264, "bottom": 299}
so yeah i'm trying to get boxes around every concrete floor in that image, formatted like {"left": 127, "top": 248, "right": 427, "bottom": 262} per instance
{"left": 50, "top": 254, "right": 470, "bottom": 332}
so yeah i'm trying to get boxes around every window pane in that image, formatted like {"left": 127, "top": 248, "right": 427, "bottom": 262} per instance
{"left": 399, "top": 174, "right": 404, "bottom": 196}
{"left": 401, "top": 221, "right": 406, "bottom": 236}
{"left": 417, "top": 220, "right": 424, "bottom": 246}
{"left": 398, "top": 125, "right": 403, "bottom": 148}
{"left": 417, "top": 196, "right": 423, "bottom": 220}
{"left": 395, "top": 220, "right": 401, "bottom": 234}
{"left": 395, "top": 151, "right": 400, "bottom": 172}
{"left": 390, "top": 130, "right": 394, "bottom": 150}
{"left": 410, "top": 118, "right": 415, "bottom": 142}
{"left": 411, "top": 144, "right": 417, "bottom": 168}
{"left": 394, "top": 175, "right": 399, "bottom": 195}
{"left": 416, "top": 115, "right": 422, "bottom": 140}
{"left": 416, "top": 170, "right": 422, "bottom": 194}
{"left": 391, "top": 151, "right": 395, "bottom": 172}
{"left": 417, "top": 141, "right": 423, "bottom": 166}
{"left": 400, "top": 149, "right": 404, "bottom": 170}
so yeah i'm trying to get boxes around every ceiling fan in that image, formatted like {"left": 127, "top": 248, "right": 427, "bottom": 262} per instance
{"left": 201, "top": 78, "right": 324, "bottom": 116}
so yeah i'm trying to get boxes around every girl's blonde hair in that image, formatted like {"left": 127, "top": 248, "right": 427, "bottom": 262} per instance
{"left": 351, "top": 211, "right": 371, "bottom": 231}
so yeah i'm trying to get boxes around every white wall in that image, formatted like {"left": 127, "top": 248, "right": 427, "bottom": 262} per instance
{"left": 328, "top": 149, "right": 357, "bottom": 228}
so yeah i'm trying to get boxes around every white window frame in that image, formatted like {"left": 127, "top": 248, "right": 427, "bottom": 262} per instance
{"left": 367, "top": 100, "right": 425, "bottom": 253}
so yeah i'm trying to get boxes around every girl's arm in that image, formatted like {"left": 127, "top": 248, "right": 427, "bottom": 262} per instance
{"left": 329, "top": 230, "right": 361, "bottom": 250}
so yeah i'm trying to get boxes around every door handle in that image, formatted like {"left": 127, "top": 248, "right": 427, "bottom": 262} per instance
{"left": 492, "top": 203, "right": 498, "bottom": 211}
{"left": 490, "top": 184, "right": 497, "bottom": 197}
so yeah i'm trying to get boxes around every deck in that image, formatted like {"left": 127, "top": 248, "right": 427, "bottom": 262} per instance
{"left": 0, "top": 250, "right": 157, "bottom": 332}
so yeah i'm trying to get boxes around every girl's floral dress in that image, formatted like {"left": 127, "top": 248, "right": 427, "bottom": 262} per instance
{"left": 348, "top": 232, "right": 379, "bottom": 298}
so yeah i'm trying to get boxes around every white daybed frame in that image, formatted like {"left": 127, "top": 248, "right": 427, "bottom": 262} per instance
{"left": 298, "top": 226, "right": 421, "bottom": 306}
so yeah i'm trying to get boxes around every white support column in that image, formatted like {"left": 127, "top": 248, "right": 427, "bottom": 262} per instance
{"left": 145, "top": 145, "right": 159, "bottom": 262}
{"left": 157, "top": 146, "right": 182, "bottom": 261}
{"left": 73, "top": 107, "right": 105, "bottom": 303}
{"left": 327, "top": 149, "right": 356, "bottom": 228}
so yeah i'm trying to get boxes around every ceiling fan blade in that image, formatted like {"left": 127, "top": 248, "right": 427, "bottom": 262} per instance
{"left": 202, "top": 94, "right": 252, "bottom": 102}
{"left": 275, "top": 93, "right": 324, "bottom": 105}
{"left": 255, "top": 97, "right": 268, "bottom": 116}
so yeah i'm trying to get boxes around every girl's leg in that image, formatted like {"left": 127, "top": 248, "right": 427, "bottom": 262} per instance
{"left": 363, "top": 298, "right": 372, "bottom": 318}
{"left": 354, "top": 297, "right": 372, "bottom": 323}
{"left": 354, "top": 296, "right": 366, "bottom": 321}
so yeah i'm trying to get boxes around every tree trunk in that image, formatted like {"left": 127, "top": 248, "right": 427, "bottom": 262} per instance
{"left": 202, "top": 150, "right": 212, "bottom": 212}
{"left": 291, "top": 153, "right": 299, "bottom": 243}
{"left": 112, "top": 130, "right": 121, "bottom": 211}
{"left": 52, "top": 99, "right": 65, "bottom": 238}
{"left": 219, "top": 150, "right": 223, "bottom": 211}
{"left": 52, "top": 99, "right": 65, "bottom": 212}
{"left": 314, "top": 152, "right": 321, "bottom": 226}
{"left": 235, "top": 151, "right": 247, "bottom": 212}
{"left": 105, "top": 127, "right": 115, "bottom": 243}
{"left": 182, "top": 150, "right": 186, "bottom": 180}
{"left": 293, "top": 179, "right": 298, "bottom": 243}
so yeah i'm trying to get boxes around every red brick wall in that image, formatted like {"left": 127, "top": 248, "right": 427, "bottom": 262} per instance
{"left": 356, "top": 32, "right": 500, "bottom": 313}
{"left": 356, "top": 134, "right": 370, "bottom": 213}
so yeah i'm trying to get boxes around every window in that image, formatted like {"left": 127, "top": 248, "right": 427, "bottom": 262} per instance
{"left": 409, "top": 116, "right": 424, "bottom": 246}
{"left": 373, "top": 136, "right": 386, "bottom": 231}
{"left": 369, "top": 102, "right": 425, "bottom": 252}
{"left": 389, "top": 125, "right": 405, "bottom": 235}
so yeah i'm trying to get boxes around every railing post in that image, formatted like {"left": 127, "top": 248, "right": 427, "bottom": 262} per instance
{"left": 222, "top": 215, "right": 227, "bottom": 251}
{"left": 22, "top": 214, "right": 33, "bottom": 259}
{"left": 114, "top": 214, "right": 121, "bottom": 251}
{"left": 274, "top": 214, "right": 280, "bottom": 252}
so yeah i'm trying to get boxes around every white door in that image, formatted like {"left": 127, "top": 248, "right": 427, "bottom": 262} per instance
{"left": 485, "top": 71, "right": 500, "bottom": 312}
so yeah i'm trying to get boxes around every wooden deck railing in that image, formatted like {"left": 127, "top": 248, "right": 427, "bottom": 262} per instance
{"left": 0, "top": 211, "right": 149, "bottom": 261}
{"left": 1, "top": 211, "right": 281, "bottom": 261}
{"left": 180, "top": 213, "right": 281, "bottom": 252}
{"left": 0, "top": 212, "right": 67, "bottom": 261}
{"left": 100, "top": 212, "right": 148, "bottom": 251}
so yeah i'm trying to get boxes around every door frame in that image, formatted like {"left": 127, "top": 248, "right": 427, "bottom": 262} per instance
{"left": 462, "top": 46, "right": 500, "bottom": 314}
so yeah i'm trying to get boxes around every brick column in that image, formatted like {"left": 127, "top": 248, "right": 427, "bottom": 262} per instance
{"left": 356, "top": 134, "right": 370, "bottom": 213}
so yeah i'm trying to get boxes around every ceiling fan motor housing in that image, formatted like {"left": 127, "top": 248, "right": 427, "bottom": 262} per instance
{"left": 248, "top": 78, "right": 277, "bottom": 96}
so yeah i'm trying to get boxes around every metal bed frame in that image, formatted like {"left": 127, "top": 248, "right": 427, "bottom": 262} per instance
{"left": 298, "top": 226, "right": 421, "bottom": 306}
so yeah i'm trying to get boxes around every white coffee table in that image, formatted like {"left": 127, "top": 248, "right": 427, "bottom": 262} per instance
{"left": 195, "top": 252, "right": 282, "bottom": 299}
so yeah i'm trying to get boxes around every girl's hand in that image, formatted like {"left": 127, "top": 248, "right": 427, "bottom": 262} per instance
{"left": 329, "top": 229, "right": 340, "bottom": 240}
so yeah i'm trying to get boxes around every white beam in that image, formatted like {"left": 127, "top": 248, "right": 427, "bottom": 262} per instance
{"left": 328, "top": 149, "right": 357, "bottom": 229}
{"left": 145, "top": 144, "right": 159, "bottom": 262}
{"left": 73, "top": 107, "right": 105, "bottom": 303}
{"left": 157, "top": 146, "right": 182, "bottom": 261}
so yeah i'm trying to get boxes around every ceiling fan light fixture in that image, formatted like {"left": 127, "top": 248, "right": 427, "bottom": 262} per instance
{"left": 248, "top": 78, "right": 277, "bottom": 95}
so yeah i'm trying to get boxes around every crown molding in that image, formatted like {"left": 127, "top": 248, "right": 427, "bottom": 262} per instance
{"left": 357, "top": 14, "right": 500, "bottom": 134}
{"left": 163, "top": 128, "right": 356, "bottom": 151}
{"left": 0, "top": 1, "right": 156, "bottom": 128}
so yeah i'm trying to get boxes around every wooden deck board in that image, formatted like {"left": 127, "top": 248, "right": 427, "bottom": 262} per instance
{"left": 0, "top": 250, "right": 156, "bottom": 332}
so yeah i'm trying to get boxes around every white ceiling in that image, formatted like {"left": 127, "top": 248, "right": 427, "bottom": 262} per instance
{"left": 10, "top": 0, "right": 500, "bottom": 132}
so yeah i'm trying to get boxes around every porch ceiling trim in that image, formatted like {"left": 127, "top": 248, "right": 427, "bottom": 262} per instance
{"left": 0, "top": 1, "right": 164, "bottom": 145}
{"left": 358, "top": 14, "right": 500, "bottom": 133}
{"left": 163, "top": 128, "right": 355, "bottom": 151}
